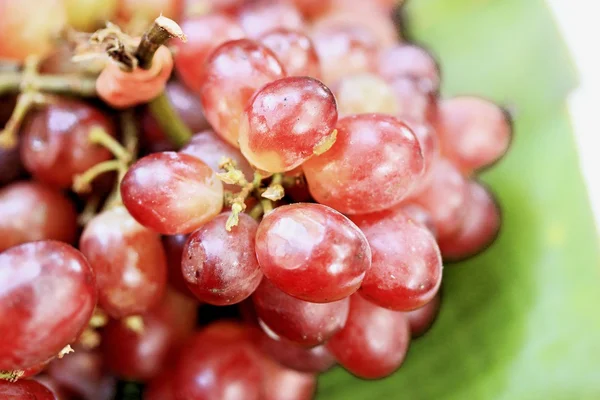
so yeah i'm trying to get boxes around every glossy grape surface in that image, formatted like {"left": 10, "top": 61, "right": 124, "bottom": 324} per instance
{"left": 121, "top": 152, "right": 223, "bottom": 235}
{"left": 256, "top": 203, "right": 371, "bottom": 302}
{"left": 182, "top": 212, "right": 263, "bottom": 305}
{"left": 261, "top": 355, "right": 316, "bottom": 400}
{"left": 258, "top": 332, "right": 336, "bottom": 372}
{"left": 199, "top": 39, "right": 285, "bottom": 147}
{"left": 333, "top": 73, "right": 399, "bottom": 115}
{"left": 0, "top": 241, "right": 96, "bottom": 370}
{"left": 352, "top": 208, "right": 442, "bottom": 311}
{"left": 0, "top": 379, "right": 56, "bottom": 400}
{"left": 303, "top": 114, "right": 424, "bottom": 214}
{"left": 253, "top": 278, "right": 349, "bottom": 346}
{"left": 0, "top": 181, "right": 77, "bottom": 252}
{"left": 80, "top": 206, "right": 167, "bottom": 318}
{"left": 405, "top": 293, "right": 441, "bottom": 338}
{"left": 438, "top": 181, "right": 501, "bottom": 261}
{"left": 173, "top": 321, "right": 263, "bottom": 400}
{"left": 437, "top": 96, "right": 512, "bottom": 173}
{"left": 174, "top": 14, "right": 245, "bottom": 93}
{"left": 377, "top": 44, "right": 440, "bottom": 92}
{"left": 238, "top": 76, "right": 338, "bottom": 172}
{"left": 237, "top": 0, "right": 305, "bottom": 39}
{"left": 327, "top": 294, "right": 410, "bottom": 379}
{"left": 259, "top": 29, "right": 320, "bottom": 77}
{"left": 20, "top": 99, "right": 115, "bottom": 188}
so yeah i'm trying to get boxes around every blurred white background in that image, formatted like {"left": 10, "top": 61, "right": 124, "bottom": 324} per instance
{"left": 548, "top": 1, "right": 600, "bottom": 228}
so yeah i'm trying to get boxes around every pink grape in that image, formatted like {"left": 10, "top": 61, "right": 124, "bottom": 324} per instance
{"left": 255, "top": 203, "right": 371, "bottom": 303}
{"left": 400, "top": 202, "right": 437, "bottom": 237}
{"left": 199, "top": 39, "right": 285, "bottom": 147}
{"left": 327, "top": 294, "right": 410, "bottom": 379}
{"left": 258, "top": 332, "right": 336, "bottom": 373}
{"left": 303, "top": 114, "right": 424, "bottom": 214}
{"left": 311, "top": 23, "right": 378, "bottom": 84}
{"left": 437, "top": 96, "right": 512, "bottom": 173}
{"left": 408, "top": 157, "right": 469, "bottom": 239}
{"left": 237, "top": 0, "right": 305, "bottom": 39}
{"left": 121, "top": 152, "right": 223, "bottom": 235}
{"left": 405, "top": 293, "right": 441, "bottom": 338}
{"left": 252, "top": 278, "right": 349, "bottom": 346}
{"left": 173, "top": 14, "right": 245, "bottom": 93}
{"left": 404, "top": 118, "right": 440, "bottom": 180}
{"left": 351, "top": 208, "right": 442, "bottom": 311}
{"left": 390, "top": 76, "right": 438, "bottom": 124}
{"left": 0, "top": 181, "right": 77, "bottom": 252}
{"left": 0, "top": 241, "right": 96, "bottom": 370}
{"left": 378, "top": 44, "right": 440, "bottom": 92}
{"left": 438, "top": 181, "right": 501, "bottom": 261}
{"left": 80, "top": 206, "right": 168, "bottom": 318}
{"left": 238, "top": 76, "right": 338, "bottom": 173}
{"left": 333, "top": 73, "right": 399, "bottom": 115}
{"left": 181, "top": 212, "right": 263, "bottom": 305}
{"left": 261, "top": 355, "right": 316, "bottom": 400}
{"left": 259, "top": 29, "right": 320, "bottom": 77}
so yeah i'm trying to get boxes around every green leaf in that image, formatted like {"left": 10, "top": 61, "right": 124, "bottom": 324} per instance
{"left": 318, "top": 0, "right": 600, "bottom": 399}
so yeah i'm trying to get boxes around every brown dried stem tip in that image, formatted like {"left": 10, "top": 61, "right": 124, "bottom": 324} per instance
{"left": 135, "top": 16, "right": 186, "bottom": 70}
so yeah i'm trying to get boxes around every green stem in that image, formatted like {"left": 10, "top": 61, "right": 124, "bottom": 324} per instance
{"left": 0, "top": 72, "right": 97, "bottom": 97}
{"left": 148, "top": 91, "right": 192, "bottom": 148}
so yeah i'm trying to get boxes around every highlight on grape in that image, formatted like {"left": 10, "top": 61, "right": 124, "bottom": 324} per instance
{"left": 0, "top": 0, "right": 511, "bottom": 398}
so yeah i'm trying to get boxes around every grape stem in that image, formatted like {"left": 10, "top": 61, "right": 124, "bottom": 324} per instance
{"left": 0, "top": 72, "right": 97, "bottom": 97}
{"left": 0, "top": 370, "right": 24, "bottom": 382}
{"left": 147, "top": 91, "right": 192, "bottom": 148}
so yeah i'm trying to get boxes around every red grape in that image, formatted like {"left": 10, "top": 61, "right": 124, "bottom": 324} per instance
{"left": 144, "top": 369, "right": 177, "bottom": 400}
{"left": 255, "top": 203, "right": 371, "bottom": 303}
{"left": 303, "top": 114, "right": 424, "bottom": 214}
{"left": 351, "top": 208, "right": 442, "bottom": 311}
{"left": 390, "top": 76, "right": 438, "bottom": 124}
{"left": 63, "top": 0, "right": 118, "bottom": 31}
{"left": 180, "top": 130, "right": 255, "bottom": 192}
{"left": 313, "top": 1, "right": 398, "bottom": 49}
{"left": 332, "top": 73, "right": 399, "bottom": 115}
{"left": 121, "top": 152, "right": 223, "bottom": 235}
{"left": 400, "top": 202, "right": 437, "bottom": 237}
{"left": 261, "top": 355, "right": 316, "bottom": 400}
{"left": 259, "top": 332, "right": 336, "bottom": 372}
{"left": 173, "top": 14, "right": 245, "bottom": 93}
{"left": 378, "top": 44, "right": 440, "bottom": 92}
{"left": 0, "top": 0, "right": 66, "bottom": 62}
{"left": 80, "top": 206, "right": 167, "bottom": 318}
{"left": 20, "top": 99, "right": 115, "bottom": 189}
{"left": 238, "top": 76, "right": 338, "bottom": 173}
{"left": 405, "top": 293, "right": 441, "bottom": 338}
{"left": 259, "top": 29, "right": 320, "bottom": 78}
{"left": 438, "top": 181, "right": 501, "bottom": 261}
{"left": 173, "top": 321, "right": 263, "bottom": 400}
{"left": 0, "top": 379, "right": 56, "bottom": 400}
{"left": 253, "top": 278, "right": 349, "bottom": 346}
{"left": 327, "top": 294, "right": 410, "bottom": 379}
{"left": 0, "top": 241, "right": 96, "bottom": 370}
{"left": 404, "top": 118, "right": 440, "bottom": 180}
{"left": 102, "top": 289, "right": 197, "bottom": 380}
{"left": 237, "top": 0, "right": 305, "bottom": 39}
{"left": 437, "top": 96, "right": 512, "bottom": 173}
{"left": 181, "top": 212, "right": 263, "bottom": 305}
{"left": 0, "top": 181, "right": 77, "bottom": 252}
{"left": 289, "top": 0, "right": 331, "bottom": 17}
{"left": 162, "top": 234, "right": 195, "bottom": 298}
{"left": 408, "top": 157, "right": 469, "bottom": 239}
{"left": 47, "top": 349, "right": 115, "bottom": 400}
{"left": 311, "top": 23, "right": 378, "bottom": 84}
{"left": 199, "top": 39, "right": 285, "bottom": 147}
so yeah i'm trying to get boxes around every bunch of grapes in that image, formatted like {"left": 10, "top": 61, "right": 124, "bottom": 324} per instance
{"left": 0, "top": 0, "right": 512, "bottom": 399}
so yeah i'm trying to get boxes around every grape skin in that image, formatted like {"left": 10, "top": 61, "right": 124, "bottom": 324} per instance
{"left": 0, "top": 379, "right": 57, "bottom": 400}
{"left": 0, "top": 241, "right": 96, "bottom": 370}
{"left": 303, "top": 114, "right": 424, "bottom": 214}
{"left": 236, "top": 0, "right": 305, "bottom": 39}
{"left": 182, "top": 212, "right": 263, "bottom": 306}
{"left": 80, "top": 206, "right": 168, "bottom": 318}
{"left": 121, "top": 152, "right": 223, "bottom": 235}
{"left": 252, "top": 278, "right": 350, "bottom": 346}
{"left": 259, "top": 28, "right": 321, "bottom": 78}
{"left": 238, "top": 76, "right": 338, "bottom": 173}
{"left": 351, "top": 208, "right": 443, "bottom": 311}
{"left": 255, "top": 203, "right": 371, "bottom": 303}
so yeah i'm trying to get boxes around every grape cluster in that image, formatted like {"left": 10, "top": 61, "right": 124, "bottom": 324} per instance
{"left": 0, "top": 0, "right": 511, "bottom": 399}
